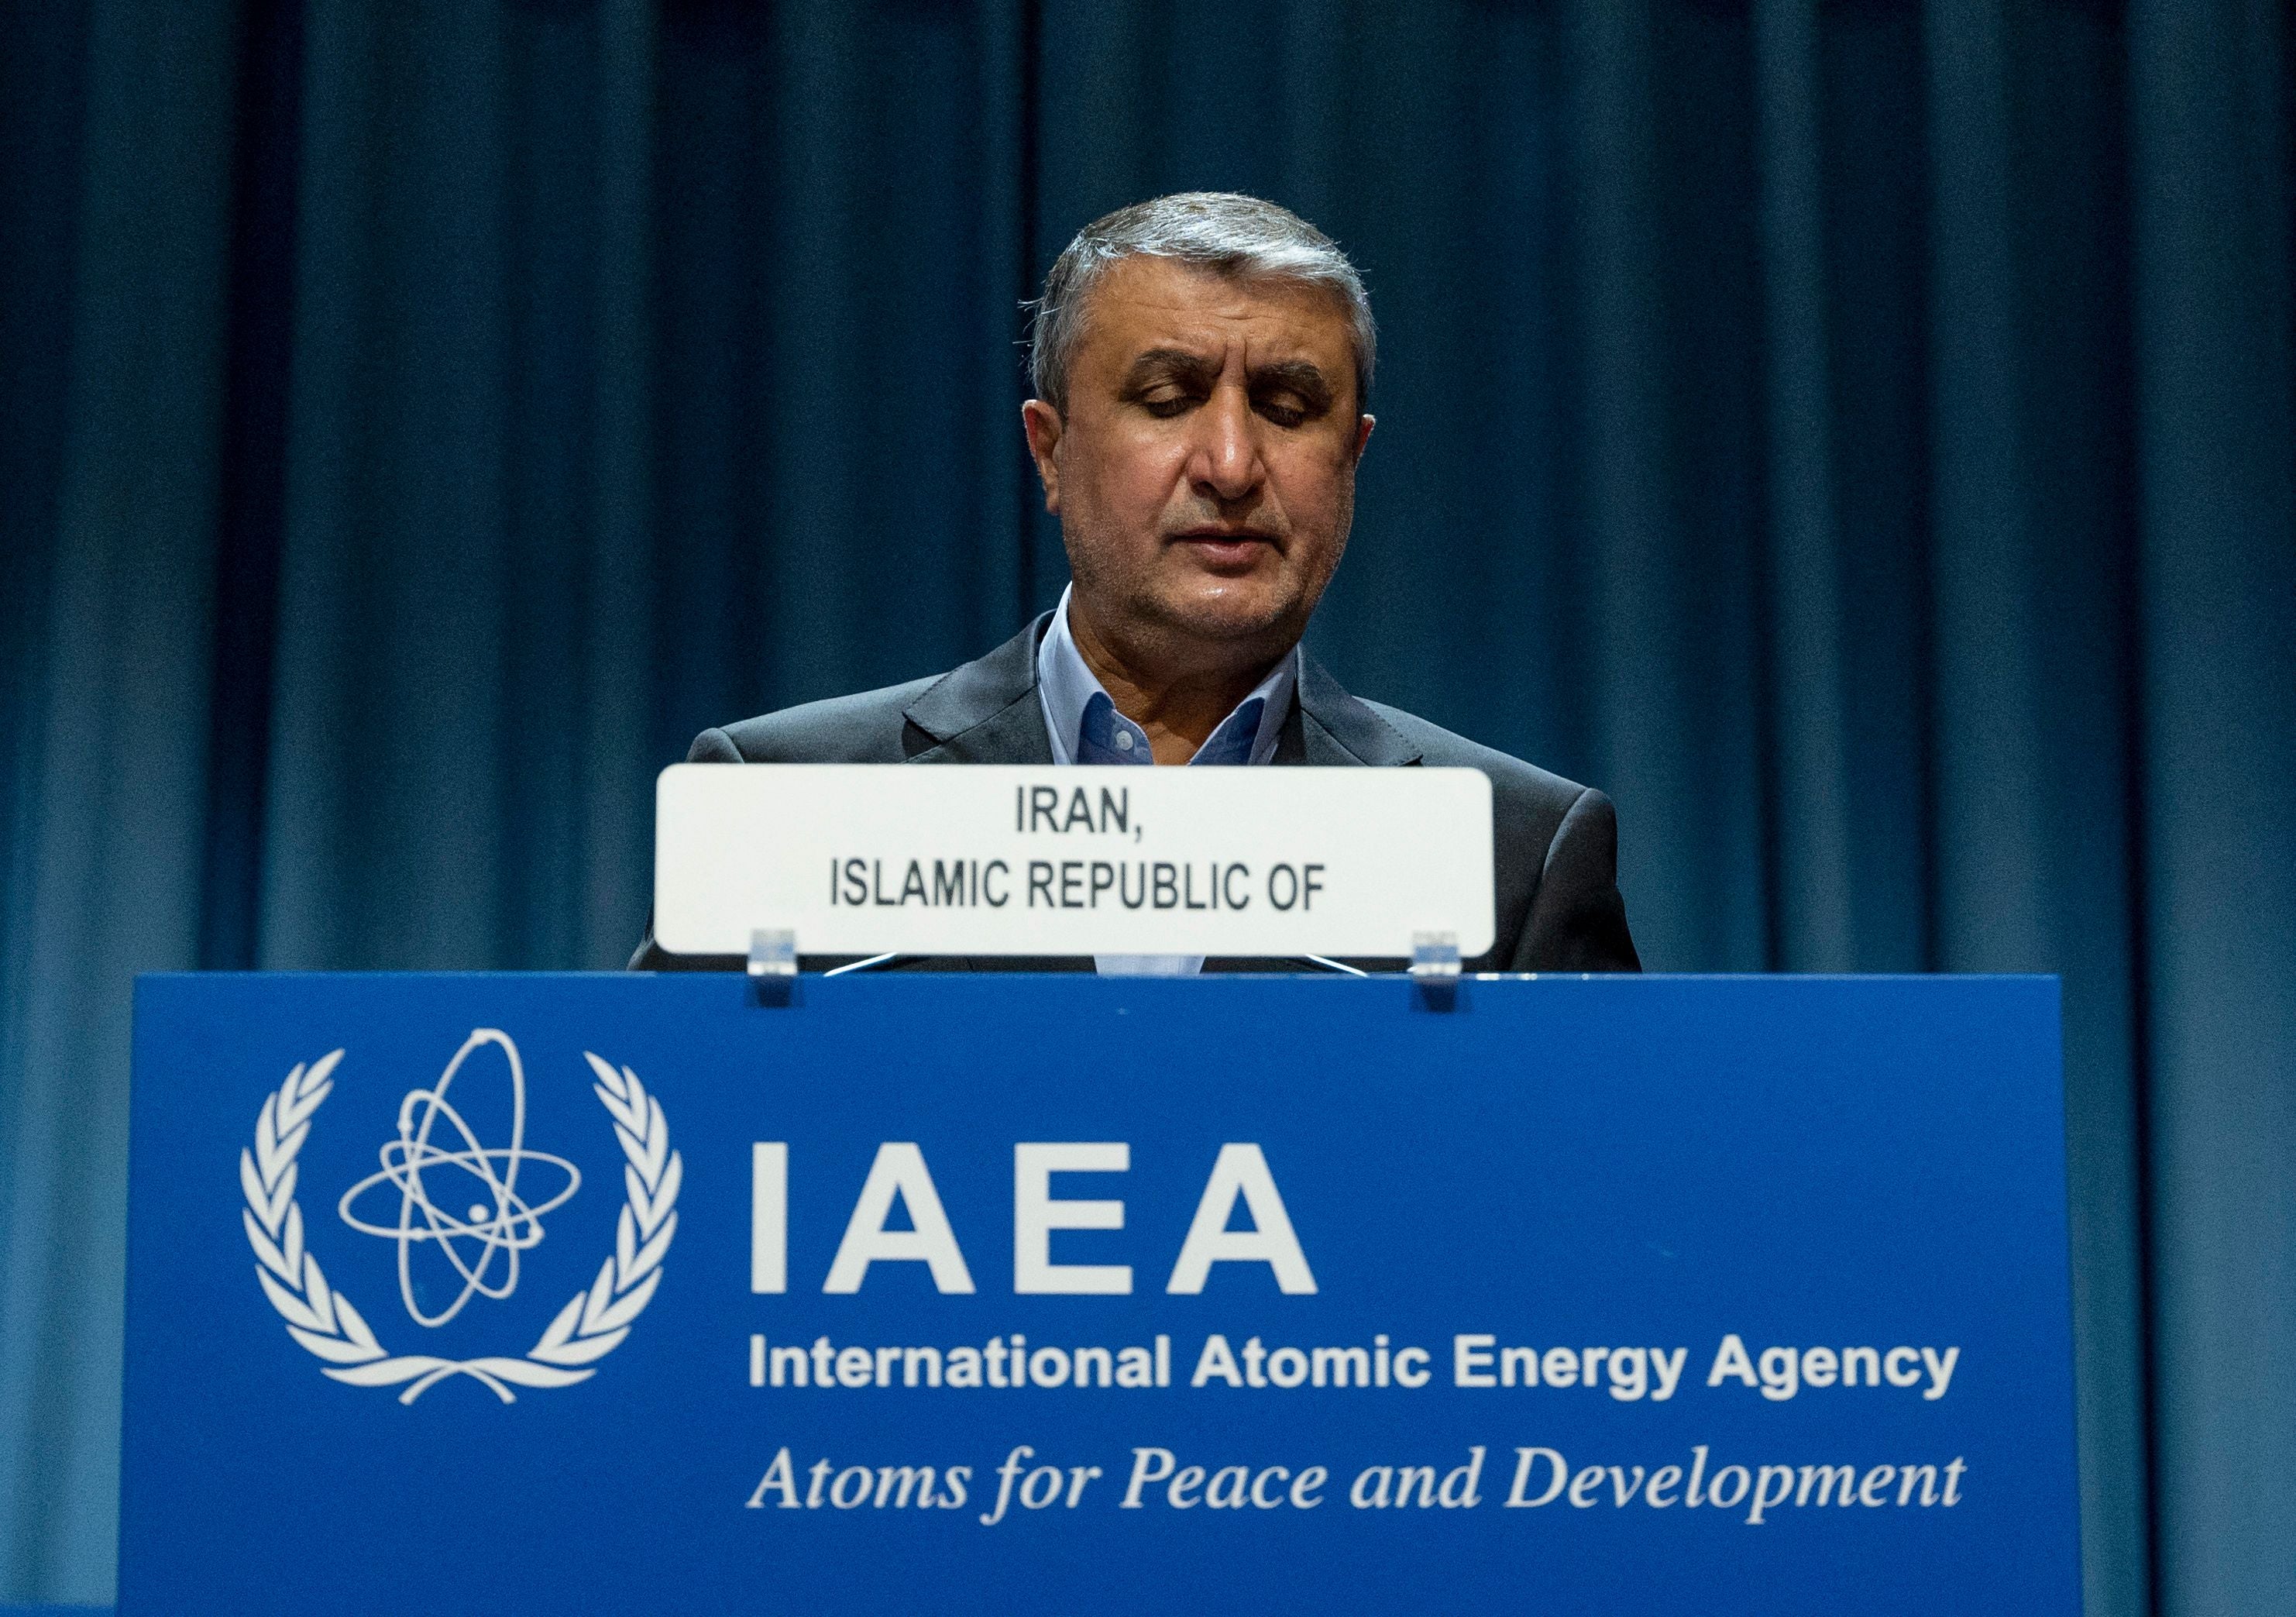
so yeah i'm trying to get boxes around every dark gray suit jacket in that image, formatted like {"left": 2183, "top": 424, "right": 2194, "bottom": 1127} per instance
{"left": 631, "top": 617, "right": 1639, "bottom": 975}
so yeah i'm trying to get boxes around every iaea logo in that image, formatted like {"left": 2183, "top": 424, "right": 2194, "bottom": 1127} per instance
{"left": 239, "top": 1030, "right": 681, "bottom": 1403}
{"left": 335, "top": 1030, "right": 583, "bottom": 1328}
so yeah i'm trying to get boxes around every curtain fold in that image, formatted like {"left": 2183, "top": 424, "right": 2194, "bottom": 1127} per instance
{"left": 1925, "top": 3, "right": 2151, "bottom": 1607}
{"left": 2, "top": 4, "right": 2290, "bottom": 1612}
{"left": 2129, "top": 2, "right": 2296, "bottom": 1611}
{"left": 0, "top": 2, "right": 242, "bottom": 1596}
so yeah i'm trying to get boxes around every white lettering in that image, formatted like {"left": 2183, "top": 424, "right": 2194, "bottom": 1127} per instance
{"left": 751, "top": 1142, "right": 786, "bottom": 1293}
{"left": 1191, "top": 1333, "right": 1244, "bottom": 1388}
{"left": 1707, "top": 1333, "right": 1757, "bottom": 1388}
{"left": 745, "top": 1447, "right": 800, "bottom": 1509}
{"left": 1506, "top": 1447, "right": 1567, "bottom": 1508}
{"left": 1922, "top": 1345, "right": 1960, "bottom": 1400}
{"left": 1013, "top": 1142, "right": 1131, "bottom": 1295}
{"left": 1164, "top": 1144, "right": 1316, "bottom": 1294}
{"left": 821, "top": 1144, "right": 975, "bottom": 1294}
{"left": 1122, "top": 1447, "right": 1174, "bottom": 1508}
{"left": 1758, "top": 1344, "right": 1799, "bottom": 1401}
{"left": 1650, "top": 1347, "right": 1687, "bottom": 1401}
{"left": 1747, "top": 1464, "right": 1794, "bottom": 1524}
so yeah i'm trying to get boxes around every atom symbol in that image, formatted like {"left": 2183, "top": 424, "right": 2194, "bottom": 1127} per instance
{"left": 338, "top": 1029, "right": 580, "bottom": 1328}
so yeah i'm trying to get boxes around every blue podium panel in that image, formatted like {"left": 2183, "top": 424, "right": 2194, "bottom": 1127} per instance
{"left": 122, "top": 973, "right": 2075, "bottom": 1615}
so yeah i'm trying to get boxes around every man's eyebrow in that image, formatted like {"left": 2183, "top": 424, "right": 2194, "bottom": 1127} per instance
{"left": 1248, "top": 359, "right": 1335, "bottom": 407}
{"left": 1120, "top": 349, "right": 1218, "bottom": 389}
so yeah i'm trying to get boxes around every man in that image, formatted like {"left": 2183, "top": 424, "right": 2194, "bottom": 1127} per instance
{"left": 634, "top": 192, "right": 1638, "bottom": 975}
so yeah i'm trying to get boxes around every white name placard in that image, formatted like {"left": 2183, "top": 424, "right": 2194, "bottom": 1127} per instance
{"left": 651, "top": 764, "right": 1494, "bottom": 958}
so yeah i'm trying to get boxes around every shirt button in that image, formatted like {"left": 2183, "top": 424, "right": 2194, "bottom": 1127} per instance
{"left": 1114, "top": 731, "right": 1134, "bottom": 752}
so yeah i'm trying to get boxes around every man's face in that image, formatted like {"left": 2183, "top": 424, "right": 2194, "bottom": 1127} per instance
{"left": 1023, "top": 256, "right": 1373, "bottom": 669}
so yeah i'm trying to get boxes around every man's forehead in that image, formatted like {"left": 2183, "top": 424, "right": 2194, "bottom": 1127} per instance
{"left": 1084, "top": 258, "right": 1351, "bottom": 361}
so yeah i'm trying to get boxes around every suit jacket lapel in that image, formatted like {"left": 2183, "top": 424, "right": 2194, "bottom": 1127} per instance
{"left": 1293, "top": 649, "right": 1422, "bottom": 766}
{"left": 902, "top": 614, "right": 1057, "bottom": 764}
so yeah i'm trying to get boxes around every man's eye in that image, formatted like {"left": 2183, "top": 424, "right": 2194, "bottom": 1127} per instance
{"left": 1141, "top": 393, "right": 1194, "bottom": 418}
{"left": 1256, "top": 398, "right": 1308, "bottom": 428}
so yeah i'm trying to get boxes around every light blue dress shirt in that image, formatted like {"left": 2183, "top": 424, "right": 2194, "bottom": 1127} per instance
{"left": 1036, "top": 586, "right": 1298, "bottom": 974}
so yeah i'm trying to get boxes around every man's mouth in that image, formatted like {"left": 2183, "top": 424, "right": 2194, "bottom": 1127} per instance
{"left": 1168, "top": 528, "right": 1280, "bottom": 567}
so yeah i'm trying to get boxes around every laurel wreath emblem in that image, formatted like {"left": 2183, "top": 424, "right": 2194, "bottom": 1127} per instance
{"left": 240, "top": 1044, "right": 680, "bottom": 1404}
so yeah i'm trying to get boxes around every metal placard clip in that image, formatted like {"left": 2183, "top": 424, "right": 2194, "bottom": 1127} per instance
{"left": 1410, "top": 930, "right": 1462, "bottom": 1012}
{"left": 748, "top": 928, "right": 798, "bottom": 976}
{"left": 1409, "top": 931, "right": 1462, "bottom": 980}
{"left": 748, "top": 927, "right": 798, "bottom": 1005}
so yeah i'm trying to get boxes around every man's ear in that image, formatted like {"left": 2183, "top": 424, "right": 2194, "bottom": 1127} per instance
{"left": 1021, "top": 400, "right": 1064, "bottom": 513}
{"left": 1353, "top": 414, "right": 1375, "bottom": 464}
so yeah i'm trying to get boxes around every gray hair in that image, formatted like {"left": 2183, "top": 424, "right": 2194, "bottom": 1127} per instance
{"left": 1028, "top": 192, "right": 1376, "bottom": 414}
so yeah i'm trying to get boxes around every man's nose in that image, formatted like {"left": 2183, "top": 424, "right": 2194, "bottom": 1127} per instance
{"left": 1188, "top": 385, "right": 1262, "bottom": 501}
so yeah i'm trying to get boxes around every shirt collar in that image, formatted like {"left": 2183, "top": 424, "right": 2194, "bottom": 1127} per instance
{"left": 1036, "top": 585, "right": 1297, "bottom": 767}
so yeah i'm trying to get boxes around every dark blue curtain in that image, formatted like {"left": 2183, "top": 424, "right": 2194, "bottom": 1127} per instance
{"left": 2, "top": 2, "right": 2291, "bottom": 1611}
